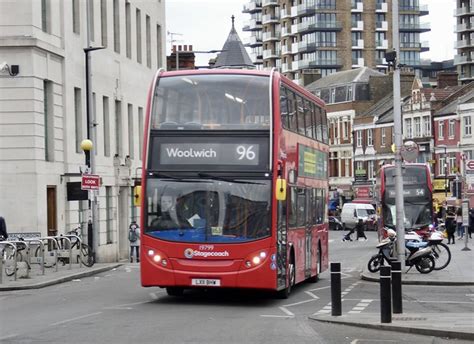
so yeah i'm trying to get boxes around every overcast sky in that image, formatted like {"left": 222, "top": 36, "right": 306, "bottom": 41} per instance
{"left": 166, "top": 0, "right": 456, "bottom": 67}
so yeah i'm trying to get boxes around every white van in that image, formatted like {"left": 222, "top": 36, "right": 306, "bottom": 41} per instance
{"left": 340, "top": 203, "right": 376, "bottom": 230}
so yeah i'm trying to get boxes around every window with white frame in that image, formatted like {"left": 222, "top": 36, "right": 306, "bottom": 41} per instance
{"left": 423, "top": 116, "right": 430, "bottom": 136}
{"left": 414, "top": 117, "right": 421, "bottom": 137}
{"left": 438, "top": 121, "right": 444, "bottom": 139}
{"left": 448, "top": 119, "right": 455, "bottom": 138}
{"left": 449, "top": 156, "right": 456, "bottom": 174}
{"left": 439, "top": 157, "right": 445, "bottom": 175}
{"left": 356, "top": 130, "right": 362, "bottom": 147}
{"left": 356, "top": 161, "right": 363, "bottom": 171}
{"left": 381, "top": 127, "right": 386, "bottom": 146}
{"left": 344, "top": 154, "right": 350, "bottom": 177}
{"left": 368, "top": 160, "right": 374, "bottom": 179}
{"left": 464, "top": 115, "right": 472, "bottom": 136}
{"left": 367, "top": 128, "right": 373, "bottom": 146}
{"left": 343, "top": 119, "right": 348, "bottom": 139}
{"left": 405, "top": 118, "right": 412, "bottom": 138}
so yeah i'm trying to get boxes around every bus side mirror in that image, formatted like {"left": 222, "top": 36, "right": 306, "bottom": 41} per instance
{"left": 275, "top": 178, "right": 287, "bottom": 201}
{"left": 134, "top": 186, "right": 142, "bottom": 207}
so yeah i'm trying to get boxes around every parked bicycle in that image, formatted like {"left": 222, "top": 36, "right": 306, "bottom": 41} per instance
{"left": 410, "top": 225, "right": 451, "bottom": 271}
{"left": 34, "top": 226, "right": 95, "bottom": 267}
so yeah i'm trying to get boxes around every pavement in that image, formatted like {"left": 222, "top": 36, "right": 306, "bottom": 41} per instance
{"left": 311, "top": 239, "right": 474, "bottom": 341}
{"left": 1, "top": 240, "right": 473, "bottom": 340}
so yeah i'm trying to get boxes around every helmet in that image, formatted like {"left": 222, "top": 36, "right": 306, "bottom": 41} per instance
{"left": 386, "top": 228, "right": 396, "bottom": 238}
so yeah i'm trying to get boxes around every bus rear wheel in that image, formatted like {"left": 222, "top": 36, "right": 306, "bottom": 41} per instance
{"left": 166, "top": 287, "right": 184, "bottom": 297}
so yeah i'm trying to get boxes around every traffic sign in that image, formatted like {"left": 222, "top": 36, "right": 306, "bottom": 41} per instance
{"left": 81, "top": 174, "right": 100, "bottom": 190}
{"left": 466, "top": 160, "right": 474, "bottom": 171}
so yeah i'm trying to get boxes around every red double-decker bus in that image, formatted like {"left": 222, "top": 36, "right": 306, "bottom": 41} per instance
{"left": 139, "top": 69, "right": 329, "bottom": 298}
{"left": 375, "top": 163, "right": 434, "bottom": 240}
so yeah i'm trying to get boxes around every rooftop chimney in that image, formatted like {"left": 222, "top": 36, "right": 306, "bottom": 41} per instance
{"left": 437, "top": 72, "right": 458, "bottom": 88}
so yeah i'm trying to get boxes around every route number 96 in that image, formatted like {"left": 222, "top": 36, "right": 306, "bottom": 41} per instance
{"left": 236, "top": 145, "right": 256, "bottom": 161}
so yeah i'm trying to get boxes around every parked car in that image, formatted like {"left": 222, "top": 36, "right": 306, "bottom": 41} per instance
{"left": 340, "top": 203, "right": 376, "bottom": 230}
{"left": 329, "top": 216, "right": 343, "bottom": 231}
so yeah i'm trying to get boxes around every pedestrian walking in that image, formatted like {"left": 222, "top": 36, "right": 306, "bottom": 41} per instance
{"left": 445, "top": 211, "right": 456, "bottom": 244}
{"left": 456, "top": 208, "right": 463, "bottom": 240}
{"left": 469, "top": 208, "right": 474, "bottom": 239}
{"left": 0, "top": 216, "right": 8, "bottom": 240}
{"left": 128, "top": 221, "right": 140, "bottom": 263}
{"left": 355, "top": 218, "right": 368, "bottom": 241}
{"left": 342, "top": 227, "right": 354, "bottom": 242}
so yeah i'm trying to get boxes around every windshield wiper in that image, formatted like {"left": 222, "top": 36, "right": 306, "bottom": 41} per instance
{"left": 197, "top": 172, "right": 265, "bottom": 185}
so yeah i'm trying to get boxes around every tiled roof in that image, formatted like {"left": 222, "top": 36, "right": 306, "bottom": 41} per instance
{"left": 213, "top": 16, "right": 254, "bottom": 69}
{"left": 305, "top": 67, "right": 385, "bottom": 91}
{"left": 435, "top": 88, "right": 474, "bottom": 116}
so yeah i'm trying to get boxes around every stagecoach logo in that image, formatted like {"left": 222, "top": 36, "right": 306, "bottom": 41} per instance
{"left": 184, "top": 248, "right": 230, "bottom": 259}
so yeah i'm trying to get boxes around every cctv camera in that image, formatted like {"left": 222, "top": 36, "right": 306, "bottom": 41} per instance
{"left": 0, "top": 62, "right": 7, "bottom": 72}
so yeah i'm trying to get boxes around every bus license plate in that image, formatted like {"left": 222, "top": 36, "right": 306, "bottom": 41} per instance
{"left": 191, "top": 278, "right": 221, "bottom": 287}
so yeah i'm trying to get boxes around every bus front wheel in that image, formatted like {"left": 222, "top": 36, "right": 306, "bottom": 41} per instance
{"left": 277, "top": 258, "right": 295, "bottom": 299}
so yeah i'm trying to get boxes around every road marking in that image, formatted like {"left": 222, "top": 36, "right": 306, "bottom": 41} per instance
{"left": 304, "top": 290, "right": 319, "bottom": 299}
{"left": 284, "top": 298, "right": 319, "bottom": 307}
{"left": 0, "top": 334, "right": 20, "bottom": 341}
{"left": 307, "top": 285, "right": 330, "bottom": 292}
{"left": 414, "top": 300, "right": 474, "bottom": 304}
{"left": 260, "top": 315, "right": 294, "bottom": 318}
{"left": 351, "top": 340, "right": 399, "bottom": 343}
{"left": 348, "top": 299, "right": 374, "bottom": 314}
{"left": 50, "top": 312, "right": 102, "bottom": 326}
{"left": 279, "top": 306, "right": 295, "bottom": 317}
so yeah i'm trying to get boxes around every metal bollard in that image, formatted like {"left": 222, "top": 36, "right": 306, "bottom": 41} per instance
{"left": 391, "top": 261, "right": 403, "bottom": 314}
{"left": 380, "top": 265, "right": 392, "bottom": 323}
{"left": 330, "top": 262, "right": 342, "bottom": 316}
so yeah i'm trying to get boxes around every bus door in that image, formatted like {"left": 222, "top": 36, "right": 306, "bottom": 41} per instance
{"left": 304, "top": 188, "right": 312, "bottom": 278}
{"left": 276, "top": 187, "right": 288, "bottom": 290}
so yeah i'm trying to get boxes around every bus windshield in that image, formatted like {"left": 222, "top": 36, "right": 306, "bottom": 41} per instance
{"left": 145, "top": 178, "right": 271, "bottom": 243}
{"left": 151, "top": 74, "right": 270, "bottom": 130}
{"left": 383, "top": 187, "right": 432, "bottom": 229}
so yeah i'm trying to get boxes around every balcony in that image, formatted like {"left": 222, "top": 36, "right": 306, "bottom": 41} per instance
{"left": 375, "top": 39, "right": 388, "bottom": 49}
{"left": 298, "top": 57, "right": 342, "bottom": 69}
{"left": 291, "top": 42, "right": 299, "bottom": 54}
{"left": 454, "top": 54, "right": 474, "bottom": 65}
{"left": 376, "top": 21, "right": 388, "bottom": 31}
{"left": 399, "top": 22, "right": 430, "bottom": 32}
{"left": 282, "top": 45, "right": 290, "bottom": 55}
{"left": 351, "top": 2, "right": 363, "bottom": 12}
{"left": 263, "top": 49, "right": 280, "bottom": 59}
{"left": 243, "top": 35, "right": 263, "bottom": 47}
{"left": 376, "top": 2, "right": 388, "bottom": 13}
{"left": 455, "top": 39, "right": 471, "bottom": 49}
{"left": 242, "top": 18, "right": 263, "bottom": 31}
{"left": 243, "top": 1, "right": 262, "bottom": 14}
{"left": 298, "top": 21, "right": 342, "bottom": 33}
{"left": 262, "top": 0, "right": 278, "bottom": 6}
{"left": 262, "top": 31, "right": 280, "bottom": 41}
{"left": 352, "top": 39, "right": 364, "bottom": 49}
{"left": 352, "top": 57, "right": 365, "bottom": 67}
{"left": 281, "top": 62, "right": 292, "bottom": 73}
{"left": 280, "top": 9, "right": 291, "bottom": 20}
{"left": 351, "top": 20, "right": 364, "bottom": 31}
{"left": 281, "top": 26, "right": 293, "bottom": 37}
{"left": 456, "top": 22, "right": 474, "bottom": 33}
{"left": 262, "top": 14, "right": 280, "bottom": 24}
{"left": 455, "top": 6, "right": 474, "bottom": 16}
{"left": 376, "top": 57, "right": 388, "bottom": 66}
{"left": 291, "top": 6, "right": 298, "bottom": 18}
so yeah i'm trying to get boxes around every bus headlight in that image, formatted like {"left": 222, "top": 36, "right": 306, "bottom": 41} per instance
{"left": 147, "top": 248, "right": 169, "bottom": 267}
{"left": 244, "top": 250, "right": 269, "bottom": 269}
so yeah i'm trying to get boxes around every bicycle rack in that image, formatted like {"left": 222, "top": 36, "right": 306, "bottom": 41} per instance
{"left": 0, "top": 241, "right": 21, "bottom": 282}
{"left": 24, "top": 238, "right": 45, "bottom": 275}
{"left": 36, "top": 237, "right": 60, "bottom": 272}
{"left": 53, "top": 235, "right": 73, "bottom": 270}
{"left": 63, "top": 234, "right": 83, "bottom": 268}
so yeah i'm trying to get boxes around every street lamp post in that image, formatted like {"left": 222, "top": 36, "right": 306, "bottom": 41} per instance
{"left": 80, "top": 139, "right": 93, "bottom": 251}
{"left": 84, "top": 0, "right": 105, "bottom": 261}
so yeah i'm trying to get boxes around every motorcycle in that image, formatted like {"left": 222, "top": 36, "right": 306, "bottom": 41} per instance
{"left": 368, "top": 228, "right": 436, "bottom": 274}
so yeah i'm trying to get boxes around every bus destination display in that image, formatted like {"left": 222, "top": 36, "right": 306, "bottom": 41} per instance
{"left": 160, "top": 143, "right": 259, "bottom": 165}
